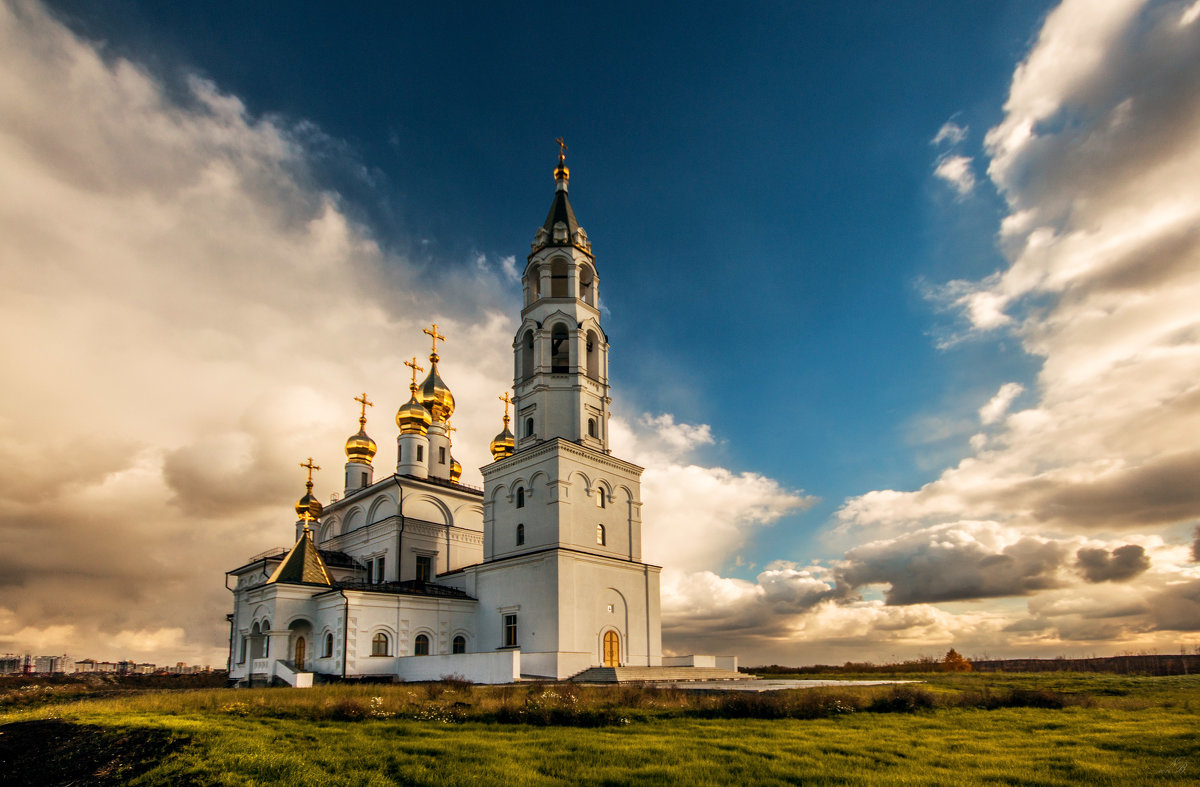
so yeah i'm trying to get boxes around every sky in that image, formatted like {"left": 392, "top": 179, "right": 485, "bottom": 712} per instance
{"left": 2, "top": 0, "right": 1199, "bottom": 668}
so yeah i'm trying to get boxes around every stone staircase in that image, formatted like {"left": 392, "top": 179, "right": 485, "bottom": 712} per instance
{"left": 569, "top": 666, "right": 749, "bottom": 683}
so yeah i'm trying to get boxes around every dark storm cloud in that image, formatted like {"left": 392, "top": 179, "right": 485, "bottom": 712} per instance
{"left": 838, "top": 525, "right": 1070, "bottom": 605}
{"left": 1076, "top": 544, "right": 1151, "bottom": 582}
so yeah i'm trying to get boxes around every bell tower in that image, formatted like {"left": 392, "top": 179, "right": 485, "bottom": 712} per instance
{"left": 512, "top": 139, "right": 610, "bottom": 453}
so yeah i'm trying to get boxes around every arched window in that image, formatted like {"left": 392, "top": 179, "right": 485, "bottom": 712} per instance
{"left": 596, "top": 489, "right": 605, "bottom": 508}
{"left": 551, "top": 324, "right": 569, "bottom": 373}
{"left": 371, "top": 632, "right": 390, "bottom": 657}
{"left": 453, "top": 635, "right": 466, "bottom": 654}
{"left": 521, "top": 330, "right": 535, "bottom": 379}
{"left": 525, "top": 418, "right": 534, "bottom": 438}
{"left": 262, "top": 620, "right": 270, "bottom": 657}
{"left": 550, "top": 258, "right": 569, "bottom": 297}
{"left": 587, "top": 418, "right": 596, "bottom": 438}
{"left": 596, "top": 524, "right": 606, "bottom": 546}
{"left": 323, "top": 633, "right": 333, "bottom": 659}
{"left": 516, "top": 487, "right": 525, "bottom": 508}
{"left": 586, "top": 330, "right": 599, "bottom": 378}
{"left": 516, "top": 523, "right": 525, "bottom": 546}
{"left": 414, "top": 634, "right": 430, "bottom": 656}
{"left": 579, "top": 264, "right": 595, "bottom": 305}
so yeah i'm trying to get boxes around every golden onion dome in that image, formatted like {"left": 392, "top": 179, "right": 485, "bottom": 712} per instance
{"left": 396, "top": 389, "right": 432, "bottom": 435}
{"left": 345, "top": 420, "right": 377, "bottom": 465}
{"left": 418, "top": 358, "right": 455, "bottom": 422}
{"left": 449, "top": 457, "right": 462, "bottom": 483}
{"left": 294, "top": 484, "right": 323, "bottom": 522}
{"left": 490, "top": 423, "right": 515, "bottom": 460}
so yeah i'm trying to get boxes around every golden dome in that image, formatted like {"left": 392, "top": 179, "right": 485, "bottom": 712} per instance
{"left": 346, "top": 393, "right": 377, "bottom": 464}
{"left": 294, "top": 458, "right": 323, "bottom": 522}
{"left": 490, "top": 423, "right": 515, "bottom": 460}
{"left": 345, "top": 425, "right": 376, "bottom": 464}
{"left": 449, "top": 457, "right": 462, "bottom": 483}
{"left": 419, "top": 359, "right": 455, "bottom": 422}
{"left": 396, "top": 390, "right": 432, "bottom": 435}
{"left": 295, "top": 490, "right": 323, "bottom": 522}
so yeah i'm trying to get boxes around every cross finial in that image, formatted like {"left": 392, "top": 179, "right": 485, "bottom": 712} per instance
{"left": 499, "top": 392, "right": 514, "bottom": 425}
{"left": 354, "top": 392, "right": 373, "bottom": 423}
{"left": 556, "top": 137, "right": 567, "bottom": 160}
{"left": 423, "top": 323, "right": 446, "bottom": 360}
{"left": 300, "top": 457, "right": 320, "bottom": 490}
{"left": 404, "top": 357, "right": 424, "bottom": 390}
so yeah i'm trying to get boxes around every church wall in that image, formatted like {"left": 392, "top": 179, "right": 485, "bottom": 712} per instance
{"left": 341, "top": 591, "right": 477, "bottom": 676}
{"left": 460, "top": 553, "right": 559, "bottom": 678}
{"left": 395, "top": 650, "right": 519, "bottom": 684}
{"left": 558, "top": 553, "right": 662, "bottom": 670}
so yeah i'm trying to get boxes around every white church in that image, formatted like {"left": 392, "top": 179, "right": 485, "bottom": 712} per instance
{"left": 225, "top": 147, "right": 738, "bottom": 686}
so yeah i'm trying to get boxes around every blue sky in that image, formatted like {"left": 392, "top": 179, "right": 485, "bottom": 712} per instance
{"left": 4, "top": 0, "right": 1199, "bottom": 665}
{"left": 41, "top": 0, "right": 1049, "bottom": 563}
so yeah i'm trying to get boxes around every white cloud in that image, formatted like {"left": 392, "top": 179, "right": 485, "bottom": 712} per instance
{"left": 933, "top": 154, "right": 977, "bottom": 196}
{"left": 978, "top": 382, "right": 1025, "bottom": 425}
{"left": 932, "top": 120, "right": 968, "bottom": 146}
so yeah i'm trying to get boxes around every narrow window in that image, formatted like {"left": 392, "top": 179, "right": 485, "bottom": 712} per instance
{"left": 360, "top": 471, "right": 368, "bottom": 488}
{"left": 239, "top": 637, "right": 247, "bottom": 664}
{"left": 516, "top": 488, "right": 525, "bottom": 508}
{"left": 596, "top": 489, "right": 605, "bottom": 508}
{"left": 525, "top": 418, "right": 534, "bottom": 438}
{"left": 597, "top": 524, "right": 606, "bottom": 546}
{"left": 587, "top": 418, "right": 596, "bottom": 438}
{"left": 323, "top": 633, "right": 333, "bottom": 659}
{"left": 398, "top": 444, "right": 403, "bottom": 462}
{"left": 414, "top": 634, "right": 430, "bottom": 656}
{"left": 439, "top": 446, "right": 446, "bottom": 464}
{"left": 371, "top": 632, "right": 389, "bottom": 657}
{"left": 503, "top": 614, "right": 518, "bottom": 648}
{"left": 551, "top": 324, "right": 569, "bottom": 373}
{"left": 416, "top": 445, "right": 424, "bottom": 462}
{"left": 416, "top": 555, "right": 432, "bottom": 583}
{"left": 516, "top": 523, "right": 525, "bottom": 546}
{"left": 376, "top": 557, "right": 385, "bottom": 583}
{"left": 521, "top": 330, "right": 534, "bottom": 379}
{"left": 366, "top": 560, "right": 374, "bottom": 584}
{"left": 453, "top": 635, "right": 466, "bottom": 654}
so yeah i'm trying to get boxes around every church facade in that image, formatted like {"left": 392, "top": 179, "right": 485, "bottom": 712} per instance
{"left": 225, "top": 149, "right": 669, "bottom": 685}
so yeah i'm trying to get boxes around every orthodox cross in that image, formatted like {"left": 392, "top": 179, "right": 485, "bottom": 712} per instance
{"left": 423, "top": 323, "right": 446, "bottom": 358}
{"left": 300, "top": 457, "right": 320, "bottom": 488}
{"left": 556, "top": 137, "right": 567, "bottom": 158}
{"left": 404, "top": 357, "right": 424, "bottom": 389}
{"left": 499, "top": 392, "right": 514, "bottom": 425}
{"left": 354, "top": 392, "right": 373, "bottom": 422}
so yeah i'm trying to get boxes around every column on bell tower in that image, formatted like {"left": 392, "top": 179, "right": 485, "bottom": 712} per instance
{"left": 512, "top": 141, "right": 611, "bottom": 455}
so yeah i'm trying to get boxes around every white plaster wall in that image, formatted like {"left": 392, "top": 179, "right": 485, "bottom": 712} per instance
{"left": 395, "top": 651, "right": 519, "bottom": 684}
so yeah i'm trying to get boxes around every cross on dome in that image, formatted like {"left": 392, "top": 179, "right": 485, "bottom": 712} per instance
{"left": 404, "top": 357, "right": 424, "bottom": 390}
{"left": 354, "top": 392, "right": 373, "bottom": 421}
{"left": 300, "top": 457, "right": 321, "bottom": 487}
{"left": 423, "top": 323, "right": 446, "bottom": 361}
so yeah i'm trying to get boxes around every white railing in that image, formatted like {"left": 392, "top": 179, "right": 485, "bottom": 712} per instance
{"left": 250, "top": 658, "right": 270, "bottom": 674}
{"left": 274, "top": 660, "right": 313, "bottom": 688}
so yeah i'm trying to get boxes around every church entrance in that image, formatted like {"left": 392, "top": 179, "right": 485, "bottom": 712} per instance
{"left": 294, "top": 637, "right": 306, "bottom": 671}
{"left": 602, "top": 630, "right": 620, "bottom": 667}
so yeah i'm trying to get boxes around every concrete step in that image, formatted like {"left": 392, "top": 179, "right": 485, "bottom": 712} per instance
{"left": 569, "top": 666, "right": 749, "bottom": 683}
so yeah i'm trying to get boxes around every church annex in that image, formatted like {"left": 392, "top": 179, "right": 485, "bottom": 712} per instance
{"left": 225, "top": 148, "right": 724, "bottom": 685}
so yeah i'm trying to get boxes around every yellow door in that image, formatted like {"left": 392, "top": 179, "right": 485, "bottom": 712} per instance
{"left": 602, "top": 631, "right": 620, "bottom": 667}
{"left": 294, "top": 637, "right": 306, "bottom": 671}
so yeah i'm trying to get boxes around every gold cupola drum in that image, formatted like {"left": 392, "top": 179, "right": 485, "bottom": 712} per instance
{"left": 294, "top": 457, "right": 324, "bottom": 523}
{"left": 345, "top": 392, "right": 377, "bottom": 464}
{"left": 418, "top": 323, "right": 455, "bottom": 422}
{"left": 396, "top": 357, "right": 433, "bottom": 435}
{"left": 490, "top": 392, "right": 516, "bottom": 460}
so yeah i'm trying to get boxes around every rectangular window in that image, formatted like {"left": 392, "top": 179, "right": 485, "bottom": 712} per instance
{"left": 503, "top": 614, "right": 518, "bottom": 648}
{"left": 416, "top": 555, "right": 432, "bottom": 583}
{"left": 416, "top": 445, "right": 423, "bottom": 462}
{"left": 439, "top": 446, "right": 446, "bottom": 464}
{"left": 366, "top": 561, "right": 374, "bottom": 584}
{"left": 239, "top": 636, "right": 246, "bottom": 664}
{"left": 375, "top": 557, "right": 385, "bottom": 583}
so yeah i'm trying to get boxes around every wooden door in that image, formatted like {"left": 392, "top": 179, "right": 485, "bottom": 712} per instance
{"left": 294, "top": 637, "right": 306, "bottom": 670}
{"left": 602, "top": 630, "right": 620, "bottom": 667}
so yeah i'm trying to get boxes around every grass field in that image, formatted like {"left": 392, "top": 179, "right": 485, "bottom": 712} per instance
{"left": 2, "top": 673, "right": 1198, "bottom": 785}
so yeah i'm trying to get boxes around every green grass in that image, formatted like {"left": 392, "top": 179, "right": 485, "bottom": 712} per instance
{"left": 3, "top": 674, "right": 1199, "bottom": 785}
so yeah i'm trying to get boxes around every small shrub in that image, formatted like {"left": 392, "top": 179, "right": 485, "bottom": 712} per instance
{"left": 868, "top": 686, "right": 937, "bottom": 713}
{"left": 328, "top": 696, "right": 368, "bottom": 720}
